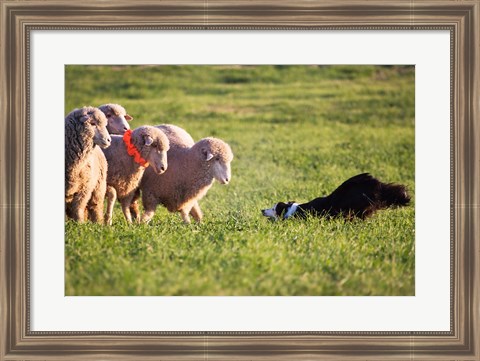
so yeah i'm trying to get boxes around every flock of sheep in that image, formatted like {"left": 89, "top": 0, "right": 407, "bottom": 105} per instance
{"left": 65, "top": 104, "right": 234, "bottom": 225}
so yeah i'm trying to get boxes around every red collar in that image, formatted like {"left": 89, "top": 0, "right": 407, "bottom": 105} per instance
{"left": 123, "top": 130, "right": 149, "bottom": 167}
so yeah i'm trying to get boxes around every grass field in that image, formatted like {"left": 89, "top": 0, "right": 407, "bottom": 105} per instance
{"left": 65, "top": 65, "right": 415, "bottom": 296}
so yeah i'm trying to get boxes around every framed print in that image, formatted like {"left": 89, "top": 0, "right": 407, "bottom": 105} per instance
{"left": 1, "top": 1, "right": 479, "bottom": 360}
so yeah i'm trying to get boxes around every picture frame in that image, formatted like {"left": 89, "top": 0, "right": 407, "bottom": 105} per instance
{"left": 1, "top": 1, "right": 478, "bottom": 360}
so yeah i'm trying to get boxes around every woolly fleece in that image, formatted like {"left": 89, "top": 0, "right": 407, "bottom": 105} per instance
{"left": 140, "top": 134, "right": 233, "bottom": 224}
{"left": 102, "top": 126, "right": 170, "bottom": 224}
{"left": 65, "top": 106, "right": 110, "bottom": 223}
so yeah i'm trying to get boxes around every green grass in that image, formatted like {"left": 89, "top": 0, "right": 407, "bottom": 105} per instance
{"left": 65, "top": 65, "right": 415, "bottom": 296}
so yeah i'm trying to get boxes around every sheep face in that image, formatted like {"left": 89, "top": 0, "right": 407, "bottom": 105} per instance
{"left": 200, "top": 139, "right": 233, "bottom": 185}
{"left": 99, "top": 104, "right": 132, "bottom": 135}
{"left": 134, "top": 127, "right": 170, "bottom": 175}
{"left": 76, "top": 107, "right": 111, "bottom": 148}
{"left": 211, "top": 158, "right": 232, "bottom": 184}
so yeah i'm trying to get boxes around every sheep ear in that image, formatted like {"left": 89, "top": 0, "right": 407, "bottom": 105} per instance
{"left": 125, "top": 114, "right": 133, "bottom": 121}
{"left": 79, "top": 112, "right": 92, "bottom": 123}
{"left": 144, "top": 135, "right": 154, "bottom": 146}
{"left": 202, "top": 148, "right": 214, "bottom": 161}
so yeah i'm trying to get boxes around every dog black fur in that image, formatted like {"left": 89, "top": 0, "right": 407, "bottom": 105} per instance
{"left": 262, "top": 173, "right": 410, "bottom": 220}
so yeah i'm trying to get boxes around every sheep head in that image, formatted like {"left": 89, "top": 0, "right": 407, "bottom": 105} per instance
{"left": 72, "top": 106, "right": 111, "bottom": 148}
{"left": 98, "top": 103, "right": 133, "bottom": 135}
{"left": 196, "top": 137, "right": 233, "bottom": 185}
{"left": 131, "top": 126, "right": 170, "bottom": 174}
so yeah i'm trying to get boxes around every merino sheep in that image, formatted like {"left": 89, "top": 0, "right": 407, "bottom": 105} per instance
{"left": 65, "top": 106, "right": 111, "bottom": 223}
{"left": 98, "top": 103, "right": 133, "bottom": 135}
{"left": 128, "top": 124, "right": 195, "bottom": 220}
{"left": 140, "top": 131, "right": 233, "bottom": 224}
{"left": 156, "top": 124, "right": 195, "bottom": 149}
{"left": 102, "top": 126, "right": 170, "bottom": 225}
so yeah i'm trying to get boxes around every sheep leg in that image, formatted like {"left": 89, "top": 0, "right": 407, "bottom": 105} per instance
{"left": 189, "top": 202, "right": 203, "bottom": 222}
{"left": 130, "top": 201, "right": 140, "bottom": 222}
{"left": 70, "top": 194, "right": 89, "bottom": 223}
{"left": 74, "top": 207, "right": 86, "bottom": 223}
{"left": 141, "top": 191, "right": 157, "bottom": 223}
{"left": 141, "top": 209, "right": 156, "bottom": 223}
{"left": 120, "top": 195, "right": 137, "bottom": 224}
{"left": 129, "top": 188, "right": 141, "bottom": 222}
{"left": 105, "top": 186, "right": 117, "bottom": 226}
{"left": 87, "top": 200, "right": 104, "bottom": 224}
{"left": 120, "top": 203, "right": 133, "bottom": 223}
{"left": 180, "top": 209, "right": 192, "bottom": 224}
{"left": 87, "top": 179, "right": 106, "bottom": 224}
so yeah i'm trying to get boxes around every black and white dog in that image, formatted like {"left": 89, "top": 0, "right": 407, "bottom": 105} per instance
{"left": 261, "top": 173, "right": 410, "bottom": 221}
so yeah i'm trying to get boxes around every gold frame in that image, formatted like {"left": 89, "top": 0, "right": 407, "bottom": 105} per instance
{"left": 1, "top": 1, "right": 479, "bottom": 359}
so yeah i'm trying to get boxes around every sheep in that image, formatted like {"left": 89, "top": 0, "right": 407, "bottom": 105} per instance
{"left": 156, "top": 124, "right": 195, "bottom": 149}
{"left": 140, "top": 130, "right": 234, "bottom": 224}
{"left": 102, "top": 126, "right": 170, "bottom": 225}
{"left": 98, "top": 103, "right": 133, "bottom": 135}
{"left": 128, "top": 124, "right": 195, "bottom": 221}
{"left": 65, "top": 106, "right": 111, "bottom": 223}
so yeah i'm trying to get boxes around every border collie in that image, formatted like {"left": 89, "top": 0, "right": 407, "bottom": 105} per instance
{"left": 261, "top": 173, "right": 410, "bottom": 221}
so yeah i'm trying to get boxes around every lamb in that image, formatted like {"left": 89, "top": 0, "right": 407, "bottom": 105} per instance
{"left": 140, "top": 127, "right": 233, "bottom": 224}
{"left": 102, "top": 126, "right": 170, "bottom": 225}
{"left": 65, "top": 106, "right": 111, "bottom": 223}
{"left": 98, "top": 103, "right": 133, "bottom": 135}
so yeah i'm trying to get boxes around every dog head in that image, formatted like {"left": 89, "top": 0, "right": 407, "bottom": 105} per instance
{"left": 261, "top": 201, "right": 297, "bottom": 220}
